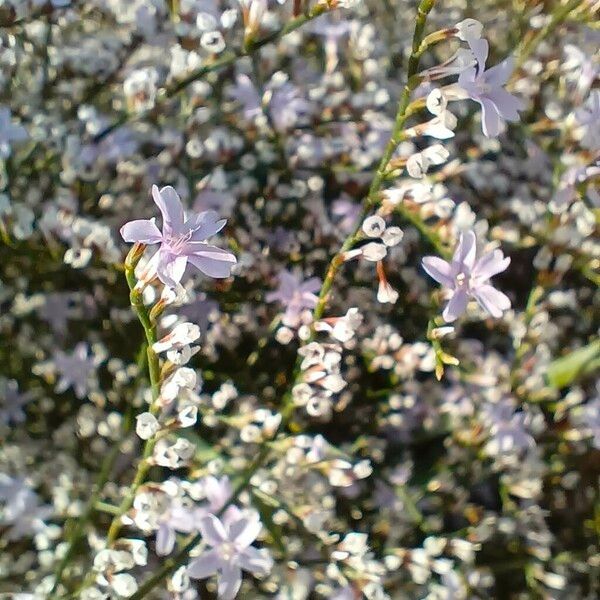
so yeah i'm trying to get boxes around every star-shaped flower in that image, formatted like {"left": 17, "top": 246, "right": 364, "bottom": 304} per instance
{"left": 187, "top": 507, "right": 273, "bottom": 600}
{"left": 422, "top": 230, "right": 511, "bottom": 322}
{"left": 120, "top": 185, "right": 236, "bottom": 287}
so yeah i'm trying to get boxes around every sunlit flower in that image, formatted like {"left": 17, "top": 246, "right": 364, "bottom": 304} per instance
{"left": 120, "top": 185, "right": 236, "bottom": 287}
{"left": 422, "top": 230, "right": 511, "bottom": 322}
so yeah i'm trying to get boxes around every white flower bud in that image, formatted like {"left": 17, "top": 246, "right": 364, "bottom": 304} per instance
{"left": 361, "top": 242, "right": 387, "bottom": 262}
{"left": 111, "top": 573, "right": 138, "bottom": 597}
{"left": 407, "top": 153, "right": 428, "bottom": 179}
{"left": 177, "top": 405, "right": 198, "bottom": 428}
{"left": 362, "top": 215, "right": 386, "bottom": 237}
{"left": 382, "top": 226, "right": 404, "bottom": 246}
{"left": 136, "top": 412, "right": 159, "bottom": 440}
{"left": 455, "top": 18, "right": 483, "bottom": 41}
{"left": 377, "top": 280, "right": 399, "bottom": 304}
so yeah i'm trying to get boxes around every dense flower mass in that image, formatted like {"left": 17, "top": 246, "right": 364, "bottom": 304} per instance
{"left": 0, "top": 1, "right": 598, "bottom": 599}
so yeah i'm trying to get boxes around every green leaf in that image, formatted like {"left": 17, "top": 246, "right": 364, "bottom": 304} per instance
{"left": 546, "top": 340, "right": 600, "bottom": 389}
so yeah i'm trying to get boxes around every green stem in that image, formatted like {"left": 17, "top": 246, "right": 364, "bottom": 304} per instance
{"left": 311, "top": 0, "right": 437, "bottom": 323}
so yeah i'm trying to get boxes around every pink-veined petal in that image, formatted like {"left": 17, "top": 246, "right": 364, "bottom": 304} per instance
{"left": 120, "top": 219, "right": 162, "bottom": 244}
{"left": 187, "top": 549, "right": 221, "bottom": 579}
{"left": 152, "top": 185, "right": 185, "bottom": 237}
{"left": 422, "top": 256, "right": 454, "bottom": 286}
{"left": 474, "top": 284, "right": 511, "bottom": 318}
{"left": 442, "top": 289, "right": 469, "bottom": 322}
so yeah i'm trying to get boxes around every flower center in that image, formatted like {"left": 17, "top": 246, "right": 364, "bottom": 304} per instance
{"left": 167, "top": 230, "right": 194, "bottom": 254}
{"left": 219, "top": 541, "right": 236, "bottom": 562}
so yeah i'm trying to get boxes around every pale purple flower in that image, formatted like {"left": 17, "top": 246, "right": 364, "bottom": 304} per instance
{"left": 229, "top": 74, "right": 262, "bottom": 120}
{"left": 156, "top": 501, "right": 197, "bottom": 556}
{"left": 483, "top": 401, "right": 535, "bottom": 456}
{"left": 53, "top": 342, "right": 96, "bottom": 399}
{"left": 457, "top": 39, "right": 524, "bottom": 137}
{"left": 38, "top": 292, "right": 73, "bottom": 335}
{"left": 0, "top": 379, "right": 34, "bottom": 425}
{"left": 156, "top": 476, "right": 232, "bottom": 556}
{"left": 120, "top": 185, "right": 236, "bottom": 287}
{"left": 266, "top": 270, "right": 321, "bottom": 327}
{"left": 0, "top": 475, "right": 52, "bottom": 540}
{"left": 422, "top": 230, "right": 511, "bottom": 322}
{"left": 187, "top": 507, "right": 273, "bottom": 600}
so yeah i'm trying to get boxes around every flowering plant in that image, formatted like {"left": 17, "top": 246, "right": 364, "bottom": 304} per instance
{"left": 0, "top": 1, "right": 598, "bottom": 599}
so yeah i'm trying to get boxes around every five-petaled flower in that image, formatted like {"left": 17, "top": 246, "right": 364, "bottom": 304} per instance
{"left": 458, "top": 39, "right": 524, "bottom": 137}
{"left": 120, "top": 185, "right": 236, "bottom": 287}
{"left": 422, "top": 230, "right": 511, "bottom": 322}
{"left": 265, "top": 269, "right": 321, "bottom": 328}
{"left": 187, "top": 507, "right": 273, "bottom": 600}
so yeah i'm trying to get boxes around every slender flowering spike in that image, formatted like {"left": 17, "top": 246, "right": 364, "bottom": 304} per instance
{"left": 457, "top": 39, "right": 524, "bottom": 137}
{"left": 422, "top": 230, "right": 511, "bottom": 322}
{"left": 120, "top": 185, "right": 236, "bottom": 287}
{"left": 187, "top": 508, "right": 273, "bottom": 600}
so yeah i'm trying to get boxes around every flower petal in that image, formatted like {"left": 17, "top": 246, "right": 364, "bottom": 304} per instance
{"left": 422, "top": 256, "right": 454, "bottom": 287}
{"left": 483, "top": 55, "right": 514, "bottom": 87}
{"left": 238, "top": 546, "right": 273, "bottom": 576}
{"left": 217, "top": 563, "right": 243, "bottom": 600}
{"left": 452, "top": 231, "right": 477, "bottom": 270}
{"left": 157, "top": 254, "right": 188, "bottom": 287}
{"left": 188, "top": 210, "right": 227, "bottom": 241}
{"left": 152, "top": 185, "right": 185, "bottom": 237}
{"left": 156, "top": 523, "right": 176, "bottom": 556}
{"left": 442, "top": 289, "right": 469, "bottom": 322}
{"left": 120, "top": 219, "right": 162, "bottom": 244}
{"left": 474, "top": 284, "right": 511, "bottom": 318}
{"left": 198, "top": 514, "right": 228, "bottom": 545}
{"left": 187, "top": 246, "right": 237, "bottom": 279}
{"left": 480, "top": 97, "right": 503, "bottom": 137}
{"left": 228, "top": 514, "right": 262, "bottom": 548}
{"left": 473, "top": 250, "right": 510, "bottom": 280}
{"left": 469, "top": 38, "right": 489, "bottom": 74}
{"left": 187, "top": 549, "right": 221, "bottom": 579}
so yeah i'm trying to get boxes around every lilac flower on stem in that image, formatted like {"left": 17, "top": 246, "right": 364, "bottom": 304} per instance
{"left": 422, "top": 230, "right": 511, "bottom": 322}
{"left": 457, "top": 39, "right": 524, "bottom": 137}
{"left": 187, "top": 507, "right": 273, "bottom": 600}
{"left": 53, "top": 342, "right": 96, "bottom": 399}
{"left": 265, "top": 270, "right": 321, "bottom": 327}
{"left": 120, "top": 185, "right": 236, "bottom": 287}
